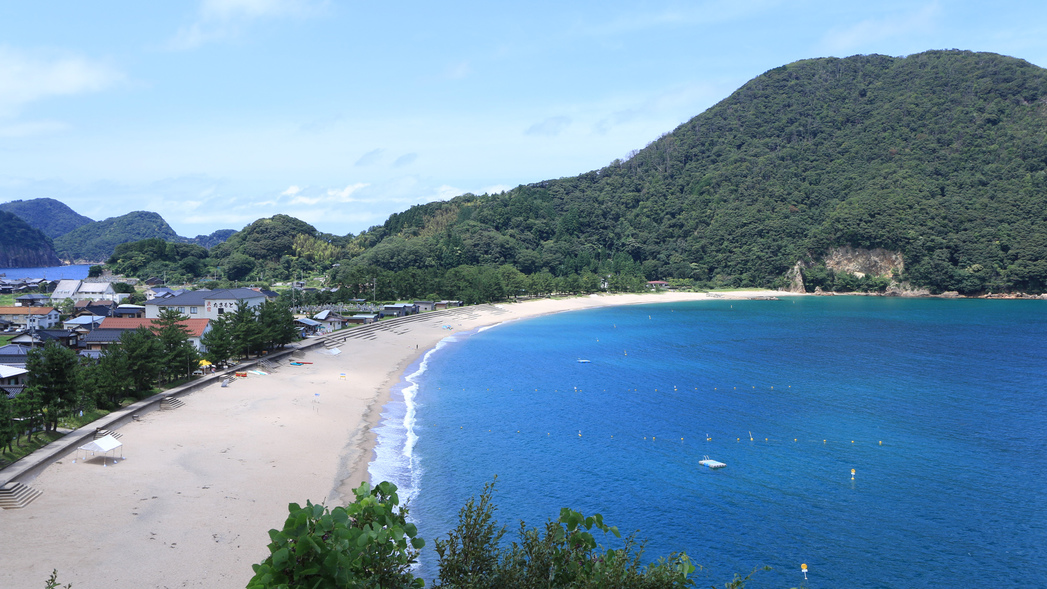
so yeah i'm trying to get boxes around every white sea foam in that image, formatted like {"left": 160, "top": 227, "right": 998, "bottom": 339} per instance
{"left": 368, "top": 336, "right": 454, "bottom": 509}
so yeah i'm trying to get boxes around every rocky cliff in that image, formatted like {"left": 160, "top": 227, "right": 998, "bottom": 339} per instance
{"left": 0, "top": 210, "right": 62, "bottom": 267}
{"left": 823, "top": 246, "right": 904, "bottom": 278}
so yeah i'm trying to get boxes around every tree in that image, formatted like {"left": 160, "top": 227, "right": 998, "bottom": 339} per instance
{"left": 24, "top": 342, "right": 80, "bottom": 432}
{"left": 121, "top": 327, "right": 163, "bottom": 395}
{"left": 434, "top": 481, "right": 697, "bottom": 589}
{"left": 154, "top": 308, "right": 200, "bottom": 382}
{"left": 0, "top": 394, "right": 16, "bottom": 453}
{"left": 247, "top": 481, "right": 424, "bottom": 589}
{"left": 201, "top": 315, "right": 235, "bottom": 367}
{"left": 228, "top": 300, "right": 263, "bottom": 359}
{"left": 256, "top": 300, "right": 299, "bottom": 350}
{"left": 92, "top": 343, "right": 136, "bottom": 409}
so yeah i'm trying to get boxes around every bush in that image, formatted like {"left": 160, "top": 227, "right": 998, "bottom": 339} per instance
{"left": 247, "top": 481, "right": 424, "bottom": 589}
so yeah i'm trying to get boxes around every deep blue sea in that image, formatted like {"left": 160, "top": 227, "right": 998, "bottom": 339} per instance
{"left": 370, "top": 297, "right": 1047, "bottom": 588}
{"left": 0, "top": 264, "right": 91, "bottom": 281}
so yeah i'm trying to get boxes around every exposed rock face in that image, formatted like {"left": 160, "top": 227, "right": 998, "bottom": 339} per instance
{"left": 0, "top": 244, "right": 62, "bottom": 267}
{"left": 784, "top": 261, "right": 805, "bottom": 293}
{"left": 824, "top": 246, "right": 904, "bottom": 278}
{"left": 885, "top": 282, "right": 931, "bottom": 297}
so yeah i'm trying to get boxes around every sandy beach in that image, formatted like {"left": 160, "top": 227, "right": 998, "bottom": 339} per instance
{"left": 0, "top": 291, "right": 787, "bottom": 588}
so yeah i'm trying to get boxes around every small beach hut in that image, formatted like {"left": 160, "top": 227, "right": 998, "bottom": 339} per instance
{"left": 77, "top": 434, "right": 124, "bottom": 466}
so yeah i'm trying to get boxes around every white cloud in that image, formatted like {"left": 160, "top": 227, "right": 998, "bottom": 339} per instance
{"left": 428, "top": 184, "right": 464, "bottom": 203}
{"left": 355, "top": 148, "right": 384, "bottom": 167}
{"left": 325, "top": 182, "right": 369, "bottom": 202}
{"left": 821, "top": 2, "right": 942, "bottom": 54}
{"left": 525, "top": 116, "right": 571, "bottom": 137}
{"left": 0, "top": 47, "right": 123, "bottom": 115}
{"left": 169, "top": 0, "right": 323, "bottom": 50}
{"left": 281, "top": 185, "right": 302, "bottom": 196}
{"left": 393, "top": 153, "right": 418, "bottom": 168}
{"left": 201, "top": 0, "right": 314, "bottom": 20}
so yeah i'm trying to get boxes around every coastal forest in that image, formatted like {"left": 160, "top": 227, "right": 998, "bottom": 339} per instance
{"left": 7, "top": 50, "right": 1047, "bottom": 298}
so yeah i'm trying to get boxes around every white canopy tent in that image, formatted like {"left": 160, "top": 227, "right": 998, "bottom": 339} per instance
{"left": 76, "top": 434, "right": 124, "bottom": 466}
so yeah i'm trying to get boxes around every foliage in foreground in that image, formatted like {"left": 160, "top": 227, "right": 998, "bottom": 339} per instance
{"left": 433, "top": 480, "right": 696, "bottom": 589}
{"left": 250, "top": 480, "right": 718, "bottom": 589}
{"left": 247, "top": 481, "right": 425, "bottom": 589}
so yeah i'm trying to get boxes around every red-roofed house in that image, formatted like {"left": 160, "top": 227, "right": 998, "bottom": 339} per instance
{"left": 0, "top": 306, "right": 60, "bottom": 330}
{"left": 99, "top": 317, "right": 212, "bottom": 352}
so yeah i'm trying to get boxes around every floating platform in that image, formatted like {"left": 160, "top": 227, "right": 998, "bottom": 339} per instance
{"left": 577, "top": 359, "right": 591, "bottom": 363}
{"left": 699, "top": 456, "right": 726, "bottom": 469}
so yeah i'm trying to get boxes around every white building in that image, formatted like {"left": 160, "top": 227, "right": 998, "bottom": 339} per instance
{"left": 143, "top": 288, "right": 266, "bottom": 320}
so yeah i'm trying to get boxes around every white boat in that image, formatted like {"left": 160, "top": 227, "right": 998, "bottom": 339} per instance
{"left": 577, "top": 358, "right": 591, "bottom": 363}
{"left": 699, "top": 455, "right": 726, "bottom": 469}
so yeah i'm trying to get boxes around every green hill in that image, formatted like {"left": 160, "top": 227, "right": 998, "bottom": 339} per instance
{"left": 0, "top": 197, "right": 94, "bottom": 239}
{"left": 0, "top": 209, "right": 62, "bottom": 267}
{"left": 54, "top": 211, "right": 182, "bottom": 262}
{"left": 346, "top": 50, "right": 1047, "bottom": 294}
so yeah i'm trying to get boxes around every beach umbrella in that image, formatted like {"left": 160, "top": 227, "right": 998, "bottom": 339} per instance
{"left": 199, "top": 359, "right": 212, "bottom": 366}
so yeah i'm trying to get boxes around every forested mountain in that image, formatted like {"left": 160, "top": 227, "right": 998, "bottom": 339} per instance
{"left": 189, "top": 229, "right": 237, "bottom": 249}
{"left": 0, "top": 198, "right": 237, "bottom": 263}
{"left": 54, "top": 211, "right": 183, "bottom": 262}
{"left": 0, "top": 210, "right": 62, "bottom": 267}
{"left": 100, "top": 50, "right": 1047, "bottom": 297}
{"left": 0, "top": 198, "right": 94, "bottom": 239}
{"left": 344, "top": 50, "right": 1047, "bottom": 294}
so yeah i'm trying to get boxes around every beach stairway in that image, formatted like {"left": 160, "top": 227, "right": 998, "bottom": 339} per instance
{"left": 0, "top": 482, "right": 43, "bottom": 509}
{"left": 94, "top": 428, "right": 122, "bottom": 440}
{"left": 161, "top": 396, "right": 185, "bottom": 410}
{"left": 259, "top": 359, "right": 277, "bottom": 372}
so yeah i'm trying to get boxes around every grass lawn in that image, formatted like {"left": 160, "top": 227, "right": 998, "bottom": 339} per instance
{"left": 0, "top": 293, "right": 14, "bottom": 306}
{"left": 0, "top": 335, "right": 13, "bottom": 346}
{"left": 0, "top": 430, "right": 65, "bottom": 469}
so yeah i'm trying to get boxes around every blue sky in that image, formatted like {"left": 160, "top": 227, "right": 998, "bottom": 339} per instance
{"left": 1, "top": 1, "right": 1045, "bottom": 237}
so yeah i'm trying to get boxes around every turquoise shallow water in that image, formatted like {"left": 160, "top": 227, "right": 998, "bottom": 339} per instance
{"left": 370, "top": 297, "right": 1047, "bottom": 587}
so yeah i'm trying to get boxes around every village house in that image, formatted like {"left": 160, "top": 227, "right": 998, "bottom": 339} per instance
{"left": 144, "top": 287, "right": 186, "bottom": 300}
{"left": 294, "top": 317, "right": 322, "bottom": 336}
{"left": 312, "top": 310, "right": 348, "bottom": 331}
{"left": 112, "top": 304, "right": 145, "bottom": 318}
{"left": 50, "top": 279, "right": 123, "bottom": 303}
{"left": 14, "top": 293, "right": 51, "bottom": 307}
{"left": 0, "top": 307, "right": 61, "bottom": 330}
{"left": 433, "top": 300, "right": 463, "bottom": 310}
{"left": 74, "top": 299, "right": 117, "bottom": 318}
{"left": 0, "top": 343, "right": 31, "bottom": 369}
{"left": 80, "top": 329, "right": 127, "bottom": 352}
{"left": 413, "top": 301, "right": 435, "bottom": 312}
{"left": 0, "top": 362, "right": 27, "bottom": 398}
{"left": 345, "top": 313, "right": 378, "bottom": 325}
{"left": 99, "top": 317, "right": 212, "bottom": 352}
{"left": 0, "top": 364, "right": 28, "bottom": 387}
{"left": 143, "top": 288, "right": 266, "bottom": 320}
{"left": 7, "top": 328, "right": 79, "bottom": 348}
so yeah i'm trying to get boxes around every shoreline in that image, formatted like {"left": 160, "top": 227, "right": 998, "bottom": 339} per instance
{"left": 0, "top": 290, "right": 791, "bottom": 589}
{"left": 348, "top": 290, "right": 797, "bottom": 491}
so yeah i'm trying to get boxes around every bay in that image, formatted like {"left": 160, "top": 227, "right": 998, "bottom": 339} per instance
{"left": 0, "top": 264, "right": 92, "bottom": 281}
{"left": 372, "top": 297, "right": 1047, "bottom": 588}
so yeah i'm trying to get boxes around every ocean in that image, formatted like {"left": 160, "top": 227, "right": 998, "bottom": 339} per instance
{"left": 0, "top": 264, "right": 92, "bottom": 281}
{"left": 370, "top": 297, "right": 1047, "bottom": 588}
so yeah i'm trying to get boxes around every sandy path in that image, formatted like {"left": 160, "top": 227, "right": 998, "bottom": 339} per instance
{"left": 0, "top": 291, "right": 788, "bottom": 588}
